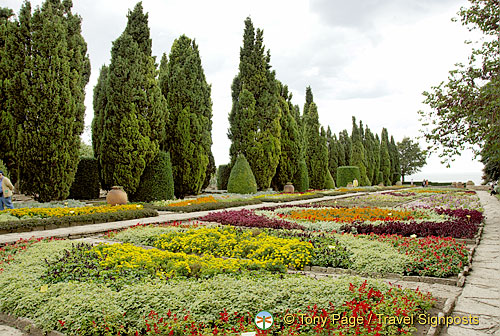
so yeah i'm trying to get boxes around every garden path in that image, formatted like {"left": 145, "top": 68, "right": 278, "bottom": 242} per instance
{"left": 0, "top": 325, "right": 26, "bottom": 336}
{"left": 440, "top": 191, "right": 500, "bottom": 336}
{"left": 0, "top": 192, "right": 379, "bottom": 245}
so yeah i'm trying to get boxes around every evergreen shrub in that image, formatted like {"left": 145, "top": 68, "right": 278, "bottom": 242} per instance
{"left": 227, "top": 155, "right": 257, "bottom": 194}
{"left": 217, "top": 164, "right": 231, "bottom": 190}
{"left": 337, "top": 166, "right": 361, "bottom": 187}
{"left": 131, "top": 151, "right": 174, "bottom": 202}
{"left": 294, "top": 158, "right": 309, "bottom": 192}
{"left": 325, "top": 170, "right": 335, "bottom": 189}
{"left": 68, "top": 158, "right": 100, "bottom": 200}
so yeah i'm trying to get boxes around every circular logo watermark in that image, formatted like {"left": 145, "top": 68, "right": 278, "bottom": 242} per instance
{"left": 255, "top": 311, "right": 274, "bottom": 330}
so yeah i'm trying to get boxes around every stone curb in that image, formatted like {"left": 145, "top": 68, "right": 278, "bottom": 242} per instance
{"left": 425, "top": 293, "right": 461, "bottom": 336}
{"left": 0, "top": 312, "right": 63, "bottom": 336}
{"left": 302, "top": 266, "right": 460, "bottom": 286}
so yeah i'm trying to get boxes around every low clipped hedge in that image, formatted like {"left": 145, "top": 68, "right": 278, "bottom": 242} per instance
{"left": 336, "top": 166, "right": 361, "bottom": 187}
{"left": 0, "top": 208, "right": 158, "bottom": 234}
{"left": 150, "top": 199, "right": 262, "bottom": 212}
{"left": 258, "top": 193, "right": 325, "bottom": 203}
{"left": 68, "top": 158, "right": 100, "bottom": 200}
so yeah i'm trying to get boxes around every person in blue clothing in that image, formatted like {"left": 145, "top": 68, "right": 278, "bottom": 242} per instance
{"left": 0, "top": 170, "right": 15, "bottom": 210}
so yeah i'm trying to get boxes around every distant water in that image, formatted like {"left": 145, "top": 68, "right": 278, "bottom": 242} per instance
{"left": 407, "top": 171, "right": 483, "bottom": 185}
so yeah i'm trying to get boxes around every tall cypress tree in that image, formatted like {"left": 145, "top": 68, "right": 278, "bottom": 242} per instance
{"left": 350, "top": 117, "right": 369, "bottom": 185}
{"left": 0, "top": 7, "right": 17, "bottom": 181}
{"left": 272, "top": 83, "right": 300, "bottom": 190}
{"left": 389, "top": 135, "right": 401, "bottom": 184}
{"left": 373, "top": 134, "right": 381, "bottom": 184}
{"left": 14, "top": 0, "right": 90, "bottom": 201}
{"left": 339, "top": 130, "right": 352, "bottom": 165}
{"left": 380, "top": 128, "right": 392, "bottom": 186}
{"left": 304, "top": 101, "right": 328, "bottom": 189}
{"left": 327, "top": 127, "right": 340, "bottom": 182}
{"left": 161, "top": 35, "right": 212, "bottom": 198}
{"left": 228, "top": 17, "right": 281, "bottom": 190}
{"left": 98, "top": 3, "right": 167, "bottom": 195}
{"left": 91, "top": 65, "right": 107, "bottom": 187}
{"left": 364, "top": 126, "right": 377, "bottom": 185}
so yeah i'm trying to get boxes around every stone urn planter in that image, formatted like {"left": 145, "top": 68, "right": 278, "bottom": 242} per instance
{"left": 284, "top": 182, "right": 295, "bottom": 193}
{"left": 106, "top": 186, "right": 128, "bottom": 206}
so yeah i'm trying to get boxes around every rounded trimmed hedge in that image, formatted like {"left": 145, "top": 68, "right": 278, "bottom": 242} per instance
{"left": 336, "top": 166, "right": 361, "bottom": 187}
{"left": 227, "top": 154, "right": 257, "bottom": 194}
{"left": 131, "top": 151, "right": 174, "bottom": 202}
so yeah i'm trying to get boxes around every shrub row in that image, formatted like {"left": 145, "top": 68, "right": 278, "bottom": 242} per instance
{"left": 0, "top": 209, "right": 158, "bottom": 233}
{"left": 257, "top": 193, "right": 325, "bottom": 203}
{"left": 150, "top": 199, "right": 262, "bottom": 212}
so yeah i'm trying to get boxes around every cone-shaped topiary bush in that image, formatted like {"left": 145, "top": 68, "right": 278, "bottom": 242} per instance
{"left": 227, "top": 154, "right": 257, "bottom": 194}
{"left": 325, "top": 170, "right": 335, "bottom": 189}
{"left": 337, "top": 166, "right": 361, "bottom": 187}
{"left": 131, "top": 151, "right": 174, "bottom": 202}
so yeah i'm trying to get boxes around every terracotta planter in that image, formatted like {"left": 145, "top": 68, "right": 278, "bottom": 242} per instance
{"left": 106, "top": 186, "right": 128, "bottom": 206}
{"left": 284, "top": 183, "right": 295, "bottom": 193}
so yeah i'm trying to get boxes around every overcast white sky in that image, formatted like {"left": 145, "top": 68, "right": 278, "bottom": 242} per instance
{"left": 5, "top": 0, "right": 486, "bottom": 184}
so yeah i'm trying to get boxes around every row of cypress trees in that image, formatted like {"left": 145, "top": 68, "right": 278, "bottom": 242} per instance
{"left": 0, "top": 1, "right": 90, "bottom": 202}
{"left": 92, "top": 3, "right": 214, "bottom": 199}
{"left": 227, "top": 18, "right": 401, "bottom": 190}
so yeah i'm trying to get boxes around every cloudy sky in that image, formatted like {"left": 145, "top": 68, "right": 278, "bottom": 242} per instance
{"left": 6, "top": 0, "right": 486, "bottom": 184}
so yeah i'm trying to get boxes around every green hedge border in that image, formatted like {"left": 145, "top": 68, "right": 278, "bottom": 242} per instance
{"left": 0, "top": 209, "right": 158, "bottom": 234}
{"left": 257, "top": 193, "right": 325, "bottom": 203}
{"left": 149, "top": 199, "right": 262, "bottom": 212}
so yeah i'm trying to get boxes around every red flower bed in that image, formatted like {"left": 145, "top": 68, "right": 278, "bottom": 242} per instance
{"left": 200, "top": 209, "right": 304, "bottom": 230}
{"left": 341, "top": 208, "right": 482, "bottom": 239}
{"left": 366, "top": 234, "right": 469, "bottom": 277}
{"left": 342, "top": 219, "right": 478, "bottom": 239}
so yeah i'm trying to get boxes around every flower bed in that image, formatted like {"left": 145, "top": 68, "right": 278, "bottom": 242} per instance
{"left": 201, "top": 208, "right": 305, "bottom": 230}
{"left": 403, "top": 192, "right": 482, "bottom": 211}
{"left": 276, "top": 207, "right": 420, "bottom": 223}
{"left": 150, "top": 198, "right": 262, "bottom": 212}
{"left": 2, "top": 204, "right": 145, "bottom": 219}
{"left": 0, "top": 208, "right": 158, "bottom": 233}
{"left": 253, "top": 191, "right": 324, "bottom": 202}
{"left": 367, "top": 234, "right": 469, "bottom": 277}
{"left": 0, "top": 239, "right": 435, "bottom": 336}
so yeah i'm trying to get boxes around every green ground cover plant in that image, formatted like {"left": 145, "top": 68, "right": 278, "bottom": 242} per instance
{"left": 0, "top": 239, "right": 435, "bottom": 336}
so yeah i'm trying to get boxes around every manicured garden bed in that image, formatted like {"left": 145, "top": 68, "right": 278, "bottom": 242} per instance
{"left": 0, "top": 238, "right": 436, "bottom": 335}
{"left": 109, "top": 222, "right": 469, "bottom": 278}
{"left": 0, "top": 205, "right": 158, "bottom": 233}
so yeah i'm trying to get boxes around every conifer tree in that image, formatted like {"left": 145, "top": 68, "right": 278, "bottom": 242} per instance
{"left": 364, "top": 126, "right": 377, "bottom": 185}
{"left": 228, "top": 17, "right": 281, "bottom": 190}
{"left": 339, "top": 130, "right": 352, "bottom": 165}
{"left": 374, "top": 134, "right": 382, "bottom": 184}
{"left": 272, "top": 83, "right": 300, "bottom": 190}
{"left": 304, "top": 101, "right": 328, "bottom": 189}
{"left": 350, "top": 117, "right": 369, "bottom": 185}
{"left": 98, "top": 3, "right": 167, "bottom": 195}
{"left": 390, "top": 135, "right": 401, "bottom": 184}
{"left": 327, "top": 127, "right": 340, "bottom": 182}
{"left": 380, "top": 128, "right": 392, "bottom": 185}
{"left": 161, "top": 35, "right": 213, "bottom": 198}
{"left": 14, "top": 0, "right": 90, "bottom": 201}
{"left": 91, "top": 65, "right": 107, "bottom": 188}
{"left": 0, "top": 7, "right": 17, "bottom": 180}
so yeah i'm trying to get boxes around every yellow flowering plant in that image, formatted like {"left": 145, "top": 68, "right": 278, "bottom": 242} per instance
{"left": 2, "top": 204, "right": 143, "bottom": 219}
